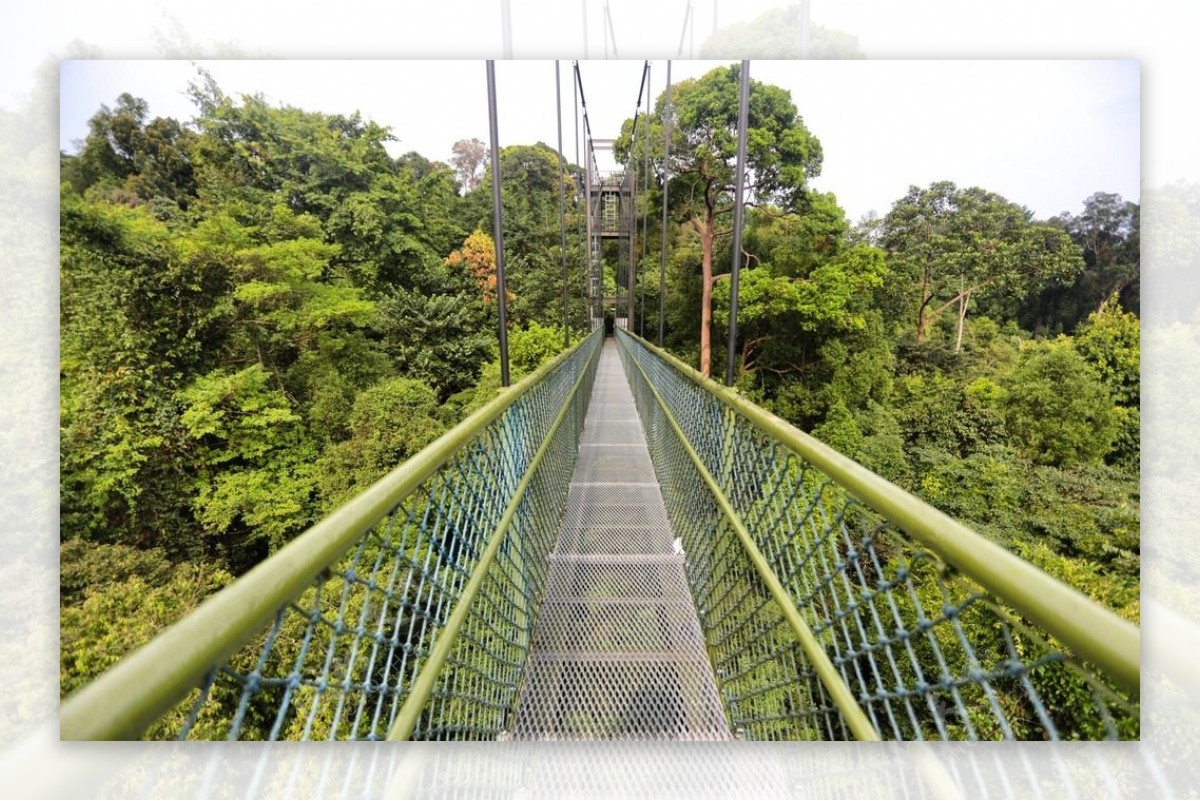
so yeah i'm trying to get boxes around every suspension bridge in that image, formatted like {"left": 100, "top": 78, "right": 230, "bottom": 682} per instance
{"left": 59, "top": 58, "right": 1139, "bottom": 743}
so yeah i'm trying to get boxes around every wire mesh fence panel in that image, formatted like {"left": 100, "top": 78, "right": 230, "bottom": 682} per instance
{"left": 616, "top": 328, "right": 1139, "bottom": 742}
{"left": 62, "top": 330, "right": 602, "bottom": 741}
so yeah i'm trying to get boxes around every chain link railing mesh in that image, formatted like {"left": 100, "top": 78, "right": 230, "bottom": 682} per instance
{"left": 132, "top": 330, "right": 602, "bottom": 740}
{"left": 616, "top": 329, "right": 1139, "bottom": 741}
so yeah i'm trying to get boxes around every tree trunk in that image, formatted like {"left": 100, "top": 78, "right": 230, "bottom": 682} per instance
{"left": 954, "top": 291, "right": 970, "bottom": 353}
{"left": 916, "top": 263, "right": 932, "bottom": 343}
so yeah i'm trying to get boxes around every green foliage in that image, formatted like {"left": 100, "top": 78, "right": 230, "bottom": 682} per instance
{"left": 1020, "top": 192, "right": 1139, "bottom": 333}
{"left": 1075, "top": 301, "right": 1139, "bottom": 468}
{"left": 852, "top": 402, "right": 911, "bottom": 484}
{"left": 60, "top": 541, "right": 174, "bottom": 607}
{"left": 811, "top": 399, "right": 863, "bottom": 455}
{"left": 509, "top": 321, "right": 567, "bottom": 374}
{"left": 70, "top": 92, "right": 198, "bottom": 213}
{"left": 645, "top": 64, "right": 823, "bottom": 215}
{"left": 1002, "top": 340, "right": 1119, "bottom": 467}
{"left": 1075, "top": 301, "right": 1140, "bottom": 402}
{"left": 316, "top": 377, "right": 445, "bottom": 507}
{"left": 60, "top": 560, "right": 235, "bottom": 698}
{"left": 894, "top": 371, "right": 1008, "bottom": 458}
{"left": 178, "top": 365, "right": 318, "bottom": 558}
{"left": 880, "top": 181, "right": 1083, "bottom": 345}
{"left": 448, "top": 323, "right": 570, "bottom": 421}
{"left": 377, "top": 287, "right": 494, "bottom": 400}
{"left": 459, "top": 143, "right": 583, "bottom": 332}
{"left": 743, "top": 193, "right": 851, "bottom": 278}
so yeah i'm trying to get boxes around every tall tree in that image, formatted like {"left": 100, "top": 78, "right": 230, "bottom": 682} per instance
{"left": 1020, "top": 192, "right": 1139, "bottom": 333}
{"left": 457, "top": 142, "right": 581, "bottom": 329}
{"left": 618, "top": 64, "right": 823, "bottom": 377}
{"left": 450, "top": 137, "right": 487, "bottom": 194}
{"left": 881, "top": 182, "right": 1083, "bottom": 349}
{"left": 68, "top": 93, "right": 198, "bottom": 213}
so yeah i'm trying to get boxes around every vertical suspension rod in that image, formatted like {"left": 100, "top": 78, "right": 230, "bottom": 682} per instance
{"left": 486, "top": 60, "right": 510, "bottom": 386}
{"left": 574, "top": 62, "right": 586, "bottom": 331}
{"left": 555, "top": 61, "right": 569, "bottom": 348}
{"left": 639, "top": 62, "right": 651, "bottom": 337}
{"left": 725, "top": 60, "right": 750, "bottom": 387}
{"left": 625, "top": 61, "right": 650, "bottom": 331}
{"left": 659, "top": 60, "right": 672, "bottom": 347}
{"left": 575, "top": 63, "right": 598, "bottom": 329}
{"left": 576, "top": 63, "right": 598, "bottom": 330}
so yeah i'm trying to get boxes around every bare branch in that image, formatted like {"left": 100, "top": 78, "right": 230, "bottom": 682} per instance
{"left": 928, "top": 278, "right": 996, "bottom": 319}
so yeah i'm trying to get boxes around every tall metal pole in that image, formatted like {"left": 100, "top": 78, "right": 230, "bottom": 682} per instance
{"left": 486, "top": 61, "right": 510, "bottom": 386}
{"left": 555, "top": 61, "right": 569, "bottom": 348}
{"left": 725, "top": 59, "right": 750, "bottom": 387}
{"left": 658, "top": 60, "right": 672, "bottom": 347}
{"left": 585, "top": 132, "right": 594, "bottom": 331}
{"left": 582, "top": 0, "right": 589, "bottom": 59}
{"left": 574, "top": 64, "right": 586, "bottom": 331}
{"left": 627, "top": 169, "right": 635, "bottom": 330}
{"left": 639, "top": 62, "right": 650, "bottom": 337}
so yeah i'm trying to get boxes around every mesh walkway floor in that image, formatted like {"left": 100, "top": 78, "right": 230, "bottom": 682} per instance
{"left": 512, "top": 339, "right": 732, "bottom": 740}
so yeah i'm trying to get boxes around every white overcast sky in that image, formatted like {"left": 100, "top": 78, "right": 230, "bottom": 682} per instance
{"left": 59, "top": 58, "right": 1137, "bottom": 223}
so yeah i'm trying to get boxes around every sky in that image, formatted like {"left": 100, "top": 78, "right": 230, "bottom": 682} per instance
{"left": 59, "top": 58, "right": 1138, "bottom": 224}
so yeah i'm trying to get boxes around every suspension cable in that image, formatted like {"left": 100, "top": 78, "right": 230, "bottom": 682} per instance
{"left": 485, "top": 61, "right": 510, "bottom": 386}
{"left": 575, "top": 62, "right": 600, "bottom": 327}
{"left": 574, "top": 62, "right": 587, "bottom": 331}
{"left": 555, "top": 61, "right": 569, "bottom": 348}
{"left": 639, "top": 62, "right": 651, "bottom": 337}
{"left": 659, "top": 60, "right": 672, "bottom": 347}
{"left": 623, "top": 62, "right": 650, "bottom": 332}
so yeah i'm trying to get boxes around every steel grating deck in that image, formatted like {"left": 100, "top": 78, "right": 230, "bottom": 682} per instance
{"left": 512, "top": 339, "right": 732, "bottom": 741}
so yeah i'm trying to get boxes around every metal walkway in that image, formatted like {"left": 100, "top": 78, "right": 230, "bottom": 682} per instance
{"left": 512, "top": 339, "right": 731, "bottom": 740}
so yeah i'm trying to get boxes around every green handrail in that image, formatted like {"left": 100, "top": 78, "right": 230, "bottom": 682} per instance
{"left": 617, "top": 329, "right": 1140, "bottom": 696}
{"left": 60, "top": 331, "right": 600, "bottom": 741}
{"left": 619, "top": 336, "right": 882, "bottom": 741}
{"left": 386, "top": 335, "right": 600, "bottom": 740}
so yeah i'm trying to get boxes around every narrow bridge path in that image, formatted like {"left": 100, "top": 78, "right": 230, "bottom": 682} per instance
{"left": 512, "top": 339, "right": 731, "bottom": 740}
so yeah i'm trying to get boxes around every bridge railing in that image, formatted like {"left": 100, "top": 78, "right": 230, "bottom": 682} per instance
{"left": 616, "top": 328, "right": 1139, "bottom": 741}
{"left": 61, "top": 328, "right": 603, "bottom": 741}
